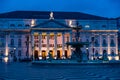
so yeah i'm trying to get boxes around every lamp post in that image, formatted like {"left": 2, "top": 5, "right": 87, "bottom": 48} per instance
{"left": 91, "top": 37, "right": 95, "bottom": 60}
{"left": 32, "top": 46, "right": 34, "bottom": 60}
{"left": 86, "top": 47, "right": 89, "bottom": 60}
{"left": 13, "top": 47, "right": 16, "bottom": 61}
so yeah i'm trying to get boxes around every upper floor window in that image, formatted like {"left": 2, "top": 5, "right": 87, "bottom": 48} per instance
{"left": 102, "top": 39, "right": 107, "bottom": 47}
{"left": 91, "top": 37, "right": 94, "bottom": 42}
{"left": 110, "top": 39, "right": 115, "bottom": 47}
{"left": 102, "top": 25, "right": 106, "bottom": 28}
{"left": 18, "top": 24, "right": 22, "bottom": 27}
{"left": 95, "top": 39, "right": 99, "bottom": 47}
{"left": 18, "top": 39, "right": 21, "bottom": 47}
{"left": 10, "top": 39, "right": 14, "bottom": 46}
{"left": 10, "top": 34, "right": 14, "bottom": 38}
{"left": 10, "top": 24, "right": 15, "bottom": 27}
{"left": 25, "top": 24, "right": 30, "bottom": 27}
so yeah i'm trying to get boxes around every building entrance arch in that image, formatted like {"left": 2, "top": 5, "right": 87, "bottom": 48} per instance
{"left": 42, "top": 50, "right": 46, "bottom": 60}
{"left": 34, "top": 50, "right": 39, "bottom": 60}
{"left": 57, "top": 50, "right": 61, "bottom": 59}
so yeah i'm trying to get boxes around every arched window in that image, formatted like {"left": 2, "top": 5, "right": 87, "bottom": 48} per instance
{"left": 95, "top": 39, "right": 99, "bottom": 47}
{"left": 11, "top": 39, "right": 14, "bottom": 46}
{"left": 18, "top": 39, "right": 21, "bottom": 47}
{"left": 102, "top": 39, "right": 107, "bottom": 47}
{"left": 18, "top": 24, "right": 22, "bottom": 27}
{"left": 110, "top": 39, "right": 115, "bottom": 47}
{"left": 25, "top": 24, "right": 30, "bottom": 27}
{"left": 10, "top": 24, "right": 15, "bottom": 27}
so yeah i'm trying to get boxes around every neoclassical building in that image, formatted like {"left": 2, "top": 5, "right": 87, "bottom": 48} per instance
{"left": 0, "top": 11, "right": 119, "bottom": 61}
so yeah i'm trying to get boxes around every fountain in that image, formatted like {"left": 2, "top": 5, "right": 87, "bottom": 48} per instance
{"left": 66, "top": 22, "right": 89, "bottom": 62}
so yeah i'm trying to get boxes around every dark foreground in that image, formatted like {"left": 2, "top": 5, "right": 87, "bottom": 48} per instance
{"left": 0, "top": 62, "right": 120, "bottom": 80}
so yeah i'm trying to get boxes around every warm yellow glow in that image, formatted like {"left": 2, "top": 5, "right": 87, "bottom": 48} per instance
{"left": 31, "top": 19, "right": 35, "bottom": 27}
{"left": 42, "top": 33, "right": 46, "bottom": 35}
{"left": 50, "top": 33, "right": 54, "bottom": 35}
{"left": 108, "top": 56, "right": 112, "bottom": 60}
{"left": 34, "top": 32, "right": 39, "bottom": 35}
{"left": 4, "top": 57, "right": 8, "bottom": 63}
{"left": 115, "top": 56, "right": 119, "bottom": 60}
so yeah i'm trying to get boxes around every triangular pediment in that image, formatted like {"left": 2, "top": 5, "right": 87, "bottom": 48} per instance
{"left": 32, "top": 20, "right": 70, "bottom": 29}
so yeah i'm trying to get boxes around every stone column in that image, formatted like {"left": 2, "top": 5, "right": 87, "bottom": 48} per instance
{"left": 31, "top": 33, "right": 34, "bottom": 60}
{"left": 5, "top": 32, "right": 9, "bottom": 56}
{"left": 99, "top": 34, "right": 102, "bottom": 55}
{"left": 69, "top": 32, "right": 72, "bottom": 57}
{"left": 107, "top": 34, "right": 110, "bottom": 55}
{"left": 54, "top": 33, "right": 57, "bottom": 59}
{"left": 62, "top": 32, "right": 65, "bottom": 58}
{"left": 115, "top": 34, "right": 118, "bottom": 56}
{"left": 39, "top": 33, "right": 42, "bottom": 57}
{"left": 29, "top": 34, "right": 32, "bottom": 57}
{"left": 47, "top": 33, "right": 50, "bottom": 57}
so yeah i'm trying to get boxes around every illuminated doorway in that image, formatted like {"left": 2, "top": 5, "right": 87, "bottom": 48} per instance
{"left": 65, "top": 50, "right": 68, "bottom": 59}
{"left": 49, "top": 50, "right": 53, "bottom": 58}
{"left": 42, "top": 50, "right": 46, "bottom": 60}
{"left": 34, "top": 50, "right": 39, "bottom": 60}
{"left": 57, "top": 50, "right": 61, "bottom": 59}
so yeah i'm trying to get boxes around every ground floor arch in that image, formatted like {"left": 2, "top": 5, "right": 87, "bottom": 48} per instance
{"left": 34, "top": 50, "right": 39, "bottom": 60}
{"left": 57, "top": 50, "right": 61, "bottom": 59}
{"left": 42, "top": 50, "right": 46, "bottom": 60}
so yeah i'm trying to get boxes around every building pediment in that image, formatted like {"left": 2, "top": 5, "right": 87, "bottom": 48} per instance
{"left": 32, "top": 20, "right": 71, "bottom": 30}
{"left": 32, "top": 20, "right": 71, "bottom": 29}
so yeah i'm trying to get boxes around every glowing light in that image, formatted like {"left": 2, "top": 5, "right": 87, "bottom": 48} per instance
{"left": 85, "top": 25, "right": 90, "bottom": 28}
{"left": 86, "top": 48, "right": 88, "bottom": 50}
{"left": 39, "top": 56, "right": 42, "bottom": 60}
{"left": 4, "top": 57, "right": 8, "bottom": 63}
{"left": 31, "top": 19, "right": 35, "bottom": 27}
{"left": 46, "top": 56, "right": 49, "bottom": 59}
{"left": 5, "top": 39, "right": 9, "bottom": 56}
{"left": 54, "top": 56, "right": 57, "bottom": 59}
{"left": 115, "top": 56, "right": 119, "bottom": 60}
{"left": 69, "top": 20, "right": 72, "bottom": 26}
{"left": 108, "top": 56, "right": 112, "bottom": 60}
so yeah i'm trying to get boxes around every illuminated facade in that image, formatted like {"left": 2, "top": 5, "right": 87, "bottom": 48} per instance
{"left": 0, "top": 11, "right": 119, "bottom": 61}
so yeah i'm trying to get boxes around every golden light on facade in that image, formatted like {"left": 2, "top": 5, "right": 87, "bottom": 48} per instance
{"left": 115, "top": 56, "right": 119, "bottom": 60}
{"left": 4, "top": 57, "right": 8, "bottom": 63}
{"left": 108, "top": 56, "right": 112, "bottom": 60}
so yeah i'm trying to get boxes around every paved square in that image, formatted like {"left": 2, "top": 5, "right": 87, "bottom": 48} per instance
{"left": 0, "top": 62, "right": 120, "bottom": 80}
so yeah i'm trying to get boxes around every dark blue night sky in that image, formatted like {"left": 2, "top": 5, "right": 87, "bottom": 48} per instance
{"left": 0, "top": 0, "right": 120, "bottom": 18}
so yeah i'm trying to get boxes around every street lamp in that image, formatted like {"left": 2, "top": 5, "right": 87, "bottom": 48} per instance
{"left": 13, "top": 47, "right": 16, "bottom": 61}
{"left": 91, "top": 37, "right": 95, "bottom": 60}
{"left": 86, "top": 47, "right": 89, "bottom": 60}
